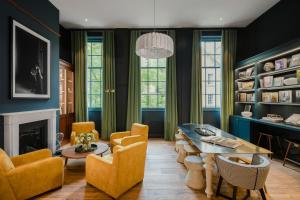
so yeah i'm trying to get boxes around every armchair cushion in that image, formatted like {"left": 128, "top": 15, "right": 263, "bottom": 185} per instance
{"left": 0, "top": 149, "right": 15, "bottom": 173}
{"left": 71, "top": 121, "right": 99, "bottom": 145}
{"left": 121, "top": 135, "right": 144, "bottom": 146}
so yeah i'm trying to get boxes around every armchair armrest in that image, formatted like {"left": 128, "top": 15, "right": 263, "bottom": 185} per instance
{"left": 112, "top": 145, "right": 124, "bottom": 153}
{"left": 7, "top": 157, "right": 64, "bottom": 195}
{"left": 11, "top": 149, "right": 52, "bottom": 167}
{"left": 86, "top": 154, "right": 113, "bottom": 186}
{"left": 121, "top": 135, "right": 144, "bottom": 146}
{"left": 110, "top": 131, "right": 131, "bottom": 142}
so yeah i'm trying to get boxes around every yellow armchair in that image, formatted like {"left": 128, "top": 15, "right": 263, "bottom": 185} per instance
{"left": 71, "top": 121, "right": 100, "bottom": 145}
{"left": 86, "top": 142, "right": 147, "bottom": 199}
{"left": 110, "top": 123, "right": 149, "bottom": 151}
{"left": 0, "top": 148, "right": 64, "bottom": 200}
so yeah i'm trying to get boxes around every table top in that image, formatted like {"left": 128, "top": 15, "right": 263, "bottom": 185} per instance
{"left": 179, "top": 124, "right": 272, "bottom": 155}
{"left": 61, "top": 142, "right": 109, "bottom": 159}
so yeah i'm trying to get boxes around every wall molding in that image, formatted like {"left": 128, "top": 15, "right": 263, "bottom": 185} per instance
{"left": 7, "top": 0, "right": 60, "bottom": 37}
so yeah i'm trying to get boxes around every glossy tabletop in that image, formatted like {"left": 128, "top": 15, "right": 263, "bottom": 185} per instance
{"left": 179, "top": 124, "right": 272, "bottom": 154}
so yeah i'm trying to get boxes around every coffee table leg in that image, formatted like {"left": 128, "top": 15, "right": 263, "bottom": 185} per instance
{"left": 64, "top": 158, "right": 68, "bottom": 167}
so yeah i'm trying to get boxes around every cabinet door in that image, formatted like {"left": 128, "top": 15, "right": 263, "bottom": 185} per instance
{"left": 230, "top": 116, "right": 239, "bottom": 136}
{"left": 238, "top": 118, "right": 250, "bottom": 141}
{"left": 59, "top": 115, "right": 67, "bottom": 137}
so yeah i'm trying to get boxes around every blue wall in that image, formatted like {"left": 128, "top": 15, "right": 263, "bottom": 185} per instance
{"left": 0, "top": 0, "right": 60, "bottom": 148}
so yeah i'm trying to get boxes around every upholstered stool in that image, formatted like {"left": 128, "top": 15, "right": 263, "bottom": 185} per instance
{"left": 175, "top": 139, "right": 188, "bottom": 153}
{"left": 184, "top": 156, "right": 204, "bottom": 189}
{"left": 176, "top": 140, "right": 189, "bottom": 163}
{"left": 184, "top": 144, "right": 200, "bottom": 156}
{"left": 283, "top": 139, "right": 300, "bottom": 166}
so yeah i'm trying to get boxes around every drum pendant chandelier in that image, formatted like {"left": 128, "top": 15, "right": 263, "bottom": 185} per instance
{"left": 136, "top": 0, "right": 174, "bottom": 59}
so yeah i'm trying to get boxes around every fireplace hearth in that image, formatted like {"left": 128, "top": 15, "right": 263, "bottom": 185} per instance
{"left": 19, "top": 120, "right": 48, "bottom": 154}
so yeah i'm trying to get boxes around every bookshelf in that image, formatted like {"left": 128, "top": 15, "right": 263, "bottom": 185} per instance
{"left": 234, "top": 44, "right": 300, "bottom": 130}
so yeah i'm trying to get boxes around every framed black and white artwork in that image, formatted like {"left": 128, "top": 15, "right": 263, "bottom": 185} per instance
{"left": 11, "top": 19, "right": 50, "bottom": 99}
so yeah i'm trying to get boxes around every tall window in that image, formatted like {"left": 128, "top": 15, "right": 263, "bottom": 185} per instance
{"left": 87, "top": 36, "right": 103, "bottom": 109}
{"left": 141, "top": 57, "right": 167, "bottom": 108}
{"left": 201, "top": 36, "right": 222, "bottom": 108}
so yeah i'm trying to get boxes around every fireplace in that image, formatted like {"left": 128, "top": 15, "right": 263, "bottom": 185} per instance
{"left": 19, "top": 120, "right": 48, "bottom": 154}
{"left": 0, "top": 109, "right": 58, "bottom": 156}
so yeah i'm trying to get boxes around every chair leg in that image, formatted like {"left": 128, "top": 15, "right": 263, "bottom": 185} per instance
{"left": 268, "top": 136, "right": 272, "bottom": 159}
{"left": 242, "top": 190, "right": 250, "bottom": 200}
{"left": 216, "top": 176, "right": 223, "bottom": 196}
{"left": 257, "top": 133, "right": 262, "bottom": 146}
{"left": 259, "top": 188, "right": 267, "bottom": 200}
{"left": 232, "top": 186, "right": 238, "bottom": 200}
{"left": 276, "top": 136, "right": 284, "bottom": 158}
{"left": 283, "top": 142, "right": 292, "bottom": 166}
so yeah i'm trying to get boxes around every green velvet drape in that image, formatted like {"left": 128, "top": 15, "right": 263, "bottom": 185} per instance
{"left": 101, "top": 31, "right": 116, "bottom": 140}
{"left": 126, "top": 30, "right": 142, "bottom": 130}
{"left": 190, "top": 30, "right": 203, "bottom": 124}
{"left": 221, "top": 29, "right": 237, "bottom": 131}
{"left": 71, "top": 31, "right": 87, "bottom": 122}
{"left": 164, "top": 30, "right": 178, "bottom": 141}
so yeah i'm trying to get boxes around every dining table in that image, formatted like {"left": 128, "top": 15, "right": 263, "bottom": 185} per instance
{"left": 178, "top": 123, "right": 272, "bottom": 199}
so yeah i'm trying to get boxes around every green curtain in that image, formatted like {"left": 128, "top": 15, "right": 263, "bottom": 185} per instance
{"left": 164, "top": 30, "right": 178, "bottom": 141}
{"left": 71, "top": 31, "right": 87, "bottom": 122}
{"left": 221, "top": 29, "right": 237, "bottom": 131}
{"left": 126, "top": 30, "right": 142, "bottom": 130}
{"left": 102, "top": 31, "right": 116, "bottom": 140}
{"left": 190, "top": 30, "right": 203, "bottom": 124}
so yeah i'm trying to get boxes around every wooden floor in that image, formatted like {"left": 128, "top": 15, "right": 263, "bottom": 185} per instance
{"left": 38, "top": 139, "right": 300, "bottom": 200}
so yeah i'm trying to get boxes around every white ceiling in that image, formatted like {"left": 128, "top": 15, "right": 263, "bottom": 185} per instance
{"left": 50, "top": 0, "right": 280, "bottom": 29}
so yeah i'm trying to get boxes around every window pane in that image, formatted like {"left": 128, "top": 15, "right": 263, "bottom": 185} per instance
{"left": 216, "top": 42, "right": 221, "bottom": 54}
{"left": 205, "top": 55, "right": 214, "bottom": 67}
{"left": 216, "top": 95, "right": 221, "bottom": 107}
{"left": 148, "top": 82, "right": 157, "bottom": 94}
{"left": 216, "top": 82, "right": 221, "bottom": 95}
{"left": 90, "top": 69, "right": 101, "bottom": 81}
{"left": 158, "top": 59, "right": 166, "bottom": 67}
{"left": 141, "top": 82, "right": 148, "bottom": 94}
{"left": 216, "top": 68, "right": 221, "bottom": 81}
{"left": 92, "top": 56, "right": 102, "bottom": 67}
{"left": 141, "top": 57, "right": 148, "bottom": 67}
{"left": 201, "top": 55, "right": 205, "bottom": 67}
{"left": 141, "top": 69, "right": 148, "bottom": 80}
{"left": 158, "top": 95, "right": 165, "bottom": 108}
{"left": 149, "top": 59, "right": 157, "bottom": 67}
{"left": 87, "top": 56, "right": 92, "bottom": 68}
{"left": 158, "top": 68, "right": 166, "bottom": 81}
{"left": 215, "top": 55, "right": 221, "bottom": 67}
{"left": 158, "top": 82, "right": 165, "bottom": 94}
{"left": 91, "top": 82, "right": 101, "bottom": 94}
{"left": 205, "top": 42, "right": 214, "bottom": 54}
{"left": 148, "top": 69, "right": 158, "bottom": 81}
{"left": 87, "top": 43, "right": 91, "bottom": 55}
{"left": 141, "top": 95, "right": 148, "bottom": 108}
{"left": 148, "top": 95, "right": 158, "bottom": 107}
{"left": 92, "top": 43, "right": 101, "bottom": 55}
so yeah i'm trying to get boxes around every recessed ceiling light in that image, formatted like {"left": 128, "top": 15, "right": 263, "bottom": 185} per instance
{"left": 84, "top": 18, "right": 88, "bottom": 22}
{"left": 219, "top": 17, "right": 223, "bottom": 21}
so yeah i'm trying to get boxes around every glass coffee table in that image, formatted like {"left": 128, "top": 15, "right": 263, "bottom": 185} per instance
{"left": 61, "top": 142, "right": 109, "bottom": 167}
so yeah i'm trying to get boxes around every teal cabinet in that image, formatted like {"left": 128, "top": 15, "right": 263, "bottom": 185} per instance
{"left": 230, "top": 115, "right": 251, "bottom": 141}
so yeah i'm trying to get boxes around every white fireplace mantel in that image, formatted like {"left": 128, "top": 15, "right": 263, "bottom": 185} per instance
{"left": 1, "top": 108, "right": 59, "bottom": 156}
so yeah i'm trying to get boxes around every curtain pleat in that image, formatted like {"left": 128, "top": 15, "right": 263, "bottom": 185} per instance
{"left": 190, "top": 30, "right": 203, "bottom": 124}
{"left": 71, "top": 31, "right": 87, "bottom": 122}
{"left": 164, "top": 30, "right": 178, "bottom": 141}
{"left": 102, "top": 31, "right": 116, "bottom": 140}
{"left": 126, "top": 30, "right": 142, "bottom": 130}
{"left": 221, "top": 29, "right": 237, "bottom": 131}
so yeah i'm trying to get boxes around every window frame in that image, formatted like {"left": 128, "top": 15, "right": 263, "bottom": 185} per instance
{"left": 87, "top": 36, "right": 103, "bottom": 111}
{"left": 201, "top": 35, "right": 222, "bottom": 110}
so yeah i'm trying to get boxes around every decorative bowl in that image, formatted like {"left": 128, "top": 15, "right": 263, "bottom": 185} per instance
{"left": 283, "top": 77, "right": 298, "bottom": 86}
{"left": 241, "top": 111, "right": 252, "bottom": 118}
{"left": 264, "top": 62, "right": 275, "bottom": 72}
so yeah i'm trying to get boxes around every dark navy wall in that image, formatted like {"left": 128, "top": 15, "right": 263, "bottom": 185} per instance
{"left": 59, "top": 25, "right": 71, "bottom": 63}
{"left": 237, "top": 0, "right": 300, "bottom": 62}
{"left": 0, "top": 0, "right": 60, "bottom": 148}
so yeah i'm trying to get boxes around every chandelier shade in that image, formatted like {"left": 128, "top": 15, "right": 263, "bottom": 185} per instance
{"left": 136, "top": 32, "right": 174, "bottom": 59}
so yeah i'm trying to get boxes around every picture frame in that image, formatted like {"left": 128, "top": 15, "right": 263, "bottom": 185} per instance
{"left": 275, "top": 58, "right": 288, "bottom": 71}
{"left": 244, "top": 105, "right": 251, "bottom": 112}
{"left": 290, "top": 53, "right": 300, "bottom": 68}
{"left": 273, "top": 77, "right": 284, "bottom": 87}
{"left": 279, "top": 90, "right": 292, "bottom": 103}
{"left": 11, "top": 19, "right": 50, "bottom": 99}
{"left": 263, "top": 76, "right": 273, "bottom": 88}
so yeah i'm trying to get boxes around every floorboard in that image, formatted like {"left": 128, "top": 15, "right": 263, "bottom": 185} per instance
{"left": 38, "top": 139, "right": 300, "bottom": 200}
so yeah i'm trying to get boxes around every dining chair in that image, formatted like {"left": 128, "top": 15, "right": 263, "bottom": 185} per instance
{"left": 215, "top": 154, "right": 271, "bottom": 200}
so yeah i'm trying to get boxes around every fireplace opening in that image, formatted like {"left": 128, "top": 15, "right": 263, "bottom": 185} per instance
{"left": 19, "top": 120, "right": 48, "bottom": 154}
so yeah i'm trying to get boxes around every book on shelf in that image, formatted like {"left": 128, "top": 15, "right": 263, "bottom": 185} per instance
{"left": 263, "top": 76, "right": 273, "bottom": 88}
{"left": 246, "top": 93, "right": 255, "bottom": 102}
{"left": 239, "top": 93, "right": 247, "bottom": 102}
{"left": 278, "top": 90, "right": 292, "bottom": 103}
{"left": 262, "top": 92, "right": 278, "bottom": 103}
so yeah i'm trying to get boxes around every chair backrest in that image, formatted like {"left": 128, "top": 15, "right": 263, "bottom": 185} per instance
{"left": 112, "top": 142, "right": 147, "bottom": 194}
{"left": 130, "top": 123, "right": 149, "bottom": 142}
{"left": 216, "top": 154, "right": 270, "bottom": 190}
{"left": 0, "top": 149, "right": 16, "bottom": 200}
{"left": 72, "top": 121, "right": 95, "bottom": 133}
